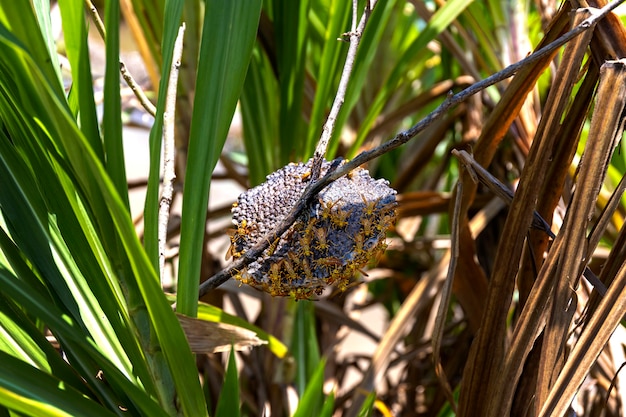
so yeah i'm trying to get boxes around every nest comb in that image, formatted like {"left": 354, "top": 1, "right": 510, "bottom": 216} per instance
{"left": 229, "top": 158, "right": 397, "bottom": 299}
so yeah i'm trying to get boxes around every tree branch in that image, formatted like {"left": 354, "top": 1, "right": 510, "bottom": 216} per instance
{"left": 158, "top": 24, "right": 185, "bottom": 283}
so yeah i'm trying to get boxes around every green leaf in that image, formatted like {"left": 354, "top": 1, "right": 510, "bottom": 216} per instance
{"left": 240, "top": 45, "right": 280, "bottom": 185}
{"left": 0, "top": 265, "right": 168, "bottom": 416}
{"left": 214, "top": 347, "right": 240, "bottom": 417}
{"left": 292, "top": 358, "right": 327, "bottom": 417}
{"left": 319, "top": 390, "right": 335, "bottom": 417}
{"left": 273, "top": 0, "right": 311, "bottom": 161}
{"left": 0, "top": 0, "right": 64, "bottom": 97}
{"left": 103, "top": 0, "right": 129, "bottom": 210}
{"left": 305, "top": 0, "right": 351, "bottom": 155}
{"left": 0, "top": 289, "right": 89, "bottom": 397}
{"left": 291, "top": 301, "right": 321, "bottom": 396}
{"left": 327, "top": 0, "right": 398, "bottom": 158}
{"left": 0, "top": 23, "right": 207, "bottom": 416}
{"left": 57, "top": 0, "right": 102, "bottom": 159}
{"left": 356, "top": 391, "right": 376, "bottom": 417}
{"left": 176, "top": 0, "right": 262, "bottom": 316}
{"left": 0, "top": 351, "right": 116, "bottom": 417}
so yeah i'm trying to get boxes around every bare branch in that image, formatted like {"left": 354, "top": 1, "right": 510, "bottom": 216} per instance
{"left": 159, "top": 23, "right": 185, "bottom": 283}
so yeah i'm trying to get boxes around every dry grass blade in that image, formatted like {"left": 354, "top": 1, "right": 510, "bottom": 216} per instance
{"left": 536, "top": 58, "right": 626, "bottom": 417}
{"left": 517, "top": 60, "right": 599, "bottom": 309}
{"left": 458, "top": 9, "right": 598, "bottom": 416}
{"left": 177, "top": 314, "right": 267, "bottom": 353}
{"left": 536, "top": 58, "right": 626, "bottom": 414}
{"left": 448, "top": 14, "right": 569, "bottom": 396}
{"left": 431, "top": 180, "right": 462, "bottom": 414}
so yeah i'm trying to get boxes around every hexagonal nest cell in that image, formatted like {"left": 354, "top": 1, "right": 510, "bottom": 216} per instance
{"left": 229, "top": 158, "right": 397, "bottom": 299}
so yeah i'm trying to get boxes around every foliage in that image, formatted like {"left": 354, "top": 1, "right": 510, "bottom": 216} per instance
{"left": 0, "top": 0, "right": 626, "bottom": 416}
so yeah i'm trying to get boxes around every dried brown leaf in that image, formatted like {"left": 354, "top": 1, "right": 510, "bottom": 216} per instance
{"left": 177, "top": 313, "right": 267, "bottom": 353}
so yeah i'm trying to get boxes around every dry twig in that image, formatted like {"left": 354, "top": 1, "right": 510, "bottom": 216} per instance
{"left": 158, "top": 24, "right": 185, "bottom": 282}
{"left": 310, "top": 0, "right": 374, "bottom": 180}
{"left": 84, "top": 0, "right": 157, "bottom": 117}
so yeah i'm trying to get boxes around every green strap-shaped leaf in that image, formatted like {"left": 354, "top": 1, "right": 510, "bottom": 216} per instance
{"left": 57, "top": 0, "right": 102, "bottom": 159}
{"left": 176, "top": 0, "right": 262, "bottom": 316}
{"left": 0, "top": 20, "right": 208, "bottom": 416}
{"left": 292, "top": 357, "right": 327, "bottom": 417}
{"left": 240, "top": 45, "right": 280, "bottom": 185}
{"left": 0, "top": 1, "right": 64, "bottom": 98}
{"left": 273, "top": 0, "right": 311, "bottom": 161}
{"left": 292, "top": 301, "right": 321, "bottom": 397}
{"left": 214, "top": 348, "right": 240, "bottom": 417}
{"left": 305, "top": 0, "right": 351, "bottom": 155}
{"left": 327, "top": 0, "right": 398, "bottom": 158}
{"left": 0, "top": 351, "right": 116, "bottom": 417}
{"left": 103, "top": 0, "right": 129, "bottom": 210}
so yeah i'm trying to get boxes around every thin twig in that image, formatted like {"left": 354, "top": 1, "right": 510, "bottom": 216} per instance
{"left": 120, "top": 62, "right": 157, "bottom": 117}
{"left": 159, "top": 23, "right": 185, "bottom": 283}
{"left": 310, "top": 0, "right": 376, "bottom": 180}
{"left": 84, "top": 0, "right": 157, "bottom": 117}
{"left": 452, "top": 149, "right": 608, "bottom": 295}
{"left": 85, "top": 0, "right": 106, "bottom": 39}
{"left": 198, "top": 1, "right": 622, "bottom": 298}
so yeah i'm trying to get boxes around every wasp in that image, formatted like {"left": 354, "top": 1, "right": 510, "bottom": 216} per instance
{"left": 300, "top": 171, "right": 312, "bottom": 182}
{"left": 335, "top": 278, "right": 363, "bottom": 293}
{"left": 303, "top": 217, "right": 317, "bottom": 236}
{"left": 326, "top": 265, "right": 345, "bottom": 285}
{"left": 225, "top": 238, "right": 244, "bottom": 260}
{"left": 313, "top": 228, "right": 330, "bottom": 251}
{"left": 300, "top": 258, "right": 314, "bottom": 280}
{"left": 319, "top": 198, "right": 341, "bottom": 221}
{"left": 378, "top": 201, "right": 398, "bottom": 217}
{"left": 376, "top": 212, "right": 396, "bottom": 232}
{"left": 316, "top": 257, "right": 343, "bottom": 275}
{"left": 330, "top": 207, "right": 351, "bottom": 229}
{"left": 299, "top": 234, "right": 313, "bottom": 256}
{"left": 345, "top": 261, "right": 369, "bottom": 278}
{"left": 353, "top": 233, "right": 366, "bottom": 253}
{"left": 268, "top": 262, "right": 283, "bottom": 286}
{"left": 265, "top": 237, "right": 280, "bottom": 257}
{"left": 283, "top": 259, "right": 299, "bottom": 282}
{"left": 361, "top": 217, "right": 375, "bottom": 237}
{"left": 234, "top": 266, "right": 251, "bottom": 285}
{"left": 225, "top": 219, "right": 254, "bottom": 260}
{"left": 361, "top": 195, "right": 381, "bottom": 217}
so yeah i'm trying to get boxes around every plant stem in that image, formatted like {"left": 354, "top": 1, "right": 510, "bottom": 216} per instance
{"left": 159, "top": 23, "right": 185, "bottom": 284}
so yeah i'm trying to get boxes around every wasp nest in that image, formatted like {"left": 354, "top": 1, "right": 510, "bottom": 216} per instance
{"left": 229, "top": 159, "right": 396, "bottom": 299}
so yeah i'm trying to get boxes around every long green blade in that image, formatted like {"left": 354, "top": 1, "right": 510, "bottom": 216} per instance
{"left": 177, "top": 0, "right": 262, "bottom": 316}
{"left": 103, "top": 0, "right": 129, "bottom": 209}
